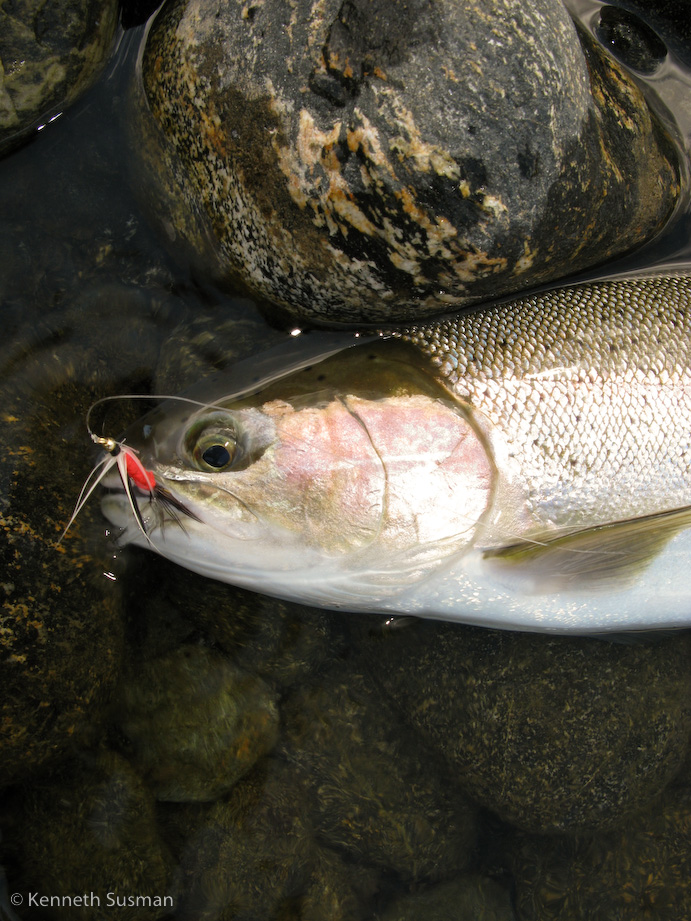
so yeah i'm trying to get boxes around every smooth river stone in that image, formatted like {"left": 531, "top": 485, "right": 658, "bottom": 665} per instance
{"left": 135, "top": 0, "right": 680, "bottom": 324}
{"left": 112, "top": 645, "right": 279, "bottom": 802}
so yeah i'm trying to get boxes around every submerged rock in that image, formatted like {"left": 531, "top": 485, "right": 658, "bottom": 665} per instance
{"left": 0, "top": 0, "right": 119, "bottom": 155}
{"left": 0, "top": 370, "right": 124, "bottom": 786}
{"left": 170, "top": 758, "right": 317, "bottom": 920}
{"left": 0, "top": 283, "right": 179, "bottom": 786}
{"left": 13, "top": 749, "right": 174, "bottom": 920}
{"left": 164, "top": 756, "right": 381, "bottom": 920}
{"left": 136, "top": 555, "right": 345, "bottom": 694}
{"left": 510, "top": 784, "right": 691, "bottom": 920}
{"left": 280, "top": 665, "right": 478, "bottom": 882}
{"left": 376, "top": 874, "right": 515, "bottom": 921}
{"left": 300, "top": 846, "right": 379, "bottom": 921}
{"left": 154, "top": 309, "right": 287, "bottom": 394}
{"left": 135, "top": 0, "right": 679, "bottom": 324}
{"left": 357, "top": 620, "right": 691, "bottom": 833}
{"left": 113, "top": 644, "right": 279, "bottom": 802}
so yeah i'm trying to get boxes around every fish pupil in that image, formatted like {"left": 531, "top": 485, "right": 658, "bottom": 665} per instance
{"left": 202, "top": 444, "right": 232, "bottom": 468}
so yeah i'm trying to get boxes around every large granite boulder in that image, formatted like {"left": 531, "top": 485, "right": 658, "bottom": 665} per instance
{"left": 135, "top": 0, "right": 680, "bottom": 324}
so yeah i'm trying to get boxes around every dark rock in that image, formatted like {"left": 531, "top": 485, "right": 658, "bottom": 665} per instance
{"left": 280, "top": 665, "right": 478, "bottom": 882}
{"left": 141, "top": 555, "right": 345, "bottom": 693}
{"left": 356, "top": 619, "right": 691, "bottom": 833}
{"left": 161, "top": 759, "right": 380, "bottom": 919}
{"left": 154, "top": 309, "right": 286, "bottom": 394}
{"left": 608, "top": 0, "right": 691, "bottom": 68}
{"left": 0, "top": 283, "right": 178, "bottom": 786}
{"left": 300, "top": 846, "right": 379, "bottom": 921}
{"left": 0, "top": 0, "right": 119, "bottom": 155}
{"left": 135, "top": 0, "right": 680, "bottom": 324}
{"left": 120, "top": 0, "right": 163, "bottom": 29}
{"left": 11, "top": 749, "right": 174, "bottom": 920}
{"left": 376, "top": 874, "right": 515, "bottom": 921}
{"left": 170, "top": 758, "right": 317, "bottom": 920}
{"left": 112, "top": 644, "right": 279, "bottom": 802}
{"left": 510, "top": 784, "right": 691, "bottom": 920}
{"left": 595, "top": 6, "right": 668, "bottom": 75}
{"left": 0, "top": 367, "right": 125, "bottom": 786}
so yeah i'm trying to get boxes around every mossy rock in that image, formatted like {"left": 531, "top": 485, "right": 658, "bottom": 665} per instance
{"left": 357, "top": 619, "right": 691, "bottom": 833}
{"left": 112, "top": 644, "right": 279, "bottom": 802}
{"left": 11, "top": 749, "right": 174, "bottom": 921}
{"left": 510, "top": 784, "right": 691, "bottom": 920}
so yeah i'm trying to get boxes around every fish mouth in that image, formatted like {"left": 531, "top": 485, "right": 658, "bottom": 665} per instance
{"left": 100, "top": 469, "right": 202, "bottom": 544}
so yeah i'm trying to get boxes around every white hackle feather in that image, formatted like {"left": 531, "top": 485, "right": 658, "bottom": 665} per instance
{"left": 57, "top": 435, "right": 157, "bottom": 546}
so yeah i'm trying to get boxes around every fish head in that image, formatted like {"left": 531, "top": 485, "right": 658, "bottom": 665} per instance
{"left": 102, "top": 341, "right": 494, "bottom": 609}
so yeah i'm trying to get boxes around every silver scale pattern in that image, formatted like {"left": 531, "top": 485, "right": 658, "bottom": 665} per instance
{"left": 399, "top": 275, "right": 691, "bottom": 529}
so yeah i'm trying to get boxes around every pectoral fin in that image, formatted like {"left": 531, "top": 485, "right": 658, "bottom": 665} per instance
{"left": 484, "top": 506, "right": 691, "bottom": 593}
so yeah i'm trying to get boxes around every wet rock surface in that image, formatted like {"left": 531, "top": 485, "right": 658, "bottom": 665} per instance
{"left": 0, "top": 88, "right": 185, "bottom": 787}
{"left": 130, "top": 555, "right": 344, "bottom": 694}
{"left": 112, "top": 644, "right": 279, "bottom": 802}
{"left": 168, "top": 758, "right": 317, "bottom": 921}
{"left": 8, "top": 749, "right": 174, "bottom": 920}
{"left": 280, "top": 665, "right": 478, "bottom": 882}
{"left": 138, "top": 0, "right": 680, "bottom": 324}
{"left": 153, "top": 309, "right": 287, "bottom": 394}
{"left": 376, "top": 874, "right": 515, "bottom": 921}
{"left": 610, "top": 0, "right": 691, "bottom": 68}
{"left": 510, "top": 783, "right": 691, "bottom": 920}
{"left": 0, "top": 349, "right": 125, "bottom": 786}
{"left": 356, "top": 619, "right": 691, "bottom": 833}
{"left": 0, "top": 274, "right": 182, "bottom": 789}
{"left": 3, "top": 572, "right": 691, "bottom": 919}
{"left": 0, "top": 0, "right": 119, "bottom": 155}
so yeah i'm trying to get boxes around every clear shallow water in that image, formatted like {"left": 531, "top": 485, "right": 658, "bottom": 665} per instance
{"left": 0, "top": 7, "right": 690, "bottom": 921}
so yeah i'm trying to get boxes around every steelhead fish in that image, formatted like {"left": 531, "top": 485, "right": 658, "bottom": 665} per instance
{"left": 97, "top": 274, "right": 691, "bottom": 633}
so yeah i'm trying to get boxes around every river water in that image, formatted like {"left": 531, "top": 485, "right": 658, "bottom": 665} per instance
{"left": 1, "top": 4, "right": 691, "bottom": 920}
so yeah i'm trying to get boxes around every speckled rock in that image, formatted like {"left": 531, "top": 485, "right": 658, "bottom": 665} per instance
{"left": 280, "top": 665, "right": 478, "bottom": 882}
{"left": 112, "top": 644, "right": 279, "bottom": 801}
{"left": 135, "top": 0, "right": 679, "bottom": 324}
{"left": 0, "top": 0, "right": 119, "bottom": 155}
{"left": 357, "top": 619, "right": 691, "bottom": 833}
{"left": 0, "top": 367, "right": 125, "bottom": 787}
{"left": 300, "top": 846, "right": 378, "bottom": 921}
{"left": 12, "top": 749, "right": 174, "bottom": 920}
{"left": 0, "top": 243, "right": 188, "bottom": 784}
{"left": 376, "top": 874, "right": 515, "bottom": 921}
{"left": 160, "top": 767, "right": 379, "bottom": 920}
{"left": 594, "top": 0, "right": 691, "bottom": 69}
{"left": 510, "top": 784, "right": 691, "bottom": 920}
{"left": 170, "top": 758, "right": 317, "bottom": 920}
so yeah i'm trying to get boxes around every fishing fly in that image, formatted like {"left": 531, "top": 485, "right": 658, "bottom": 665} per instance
{"left": 58, "top": 396, "right": 201, "bottom": 546}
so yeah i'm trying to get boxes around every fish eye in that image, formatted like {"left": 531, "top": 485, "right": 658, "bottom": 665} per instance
{"left": 185, "top": 415, "right": 243, "bottom": 473}
{"left": 195, "top": 433, "right": 237, "bottom": 471}
{"left": 184, "top": 411, "right": 271, "bottom": 473}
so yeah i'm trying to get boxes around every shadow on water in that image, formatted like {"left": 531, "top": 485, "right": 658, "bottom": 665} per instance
{"left": 1, "top": 4, "right": 691, "bottom": 921}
